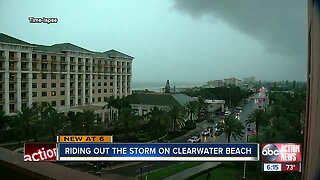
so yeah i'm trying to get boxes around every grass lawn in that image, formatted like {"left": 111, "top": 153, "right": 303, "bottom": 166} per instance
{"left": 190, "top": 166, "right": 263, "bottom": 180}
{"left": 139, "top": 162, "right": 203, "bottom": 180}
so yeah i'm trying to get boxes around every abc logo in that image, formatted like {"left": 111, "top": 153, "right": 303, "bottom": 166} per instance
{"left": 261, "top": 144, "right": 279, "bottom": 162}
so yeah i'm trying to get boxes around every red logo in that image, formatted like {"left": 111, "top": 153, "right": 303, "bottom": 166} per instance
{"left": 24, "top": 143, "right": 57, "bottom": 162}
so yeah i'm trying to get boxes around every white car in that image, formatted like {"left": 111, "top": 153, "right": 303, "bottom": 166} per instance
{"left": 187, "top": 136, "right": 201, "bottom": 143}
{"left": 224, "top": 111, "right": 231, "bottom": 116}
{"left": 201, "top": 130, "right": 211, "bottom": 136}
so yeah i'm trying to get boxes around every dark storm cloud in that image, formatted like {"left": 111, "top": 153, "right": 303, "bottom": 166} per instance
{"left": 173, "top": 0, "right": 307, "bottom": 58}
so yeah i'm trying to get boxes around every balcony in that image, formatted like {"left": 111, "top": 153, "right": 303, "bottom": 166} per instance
{"left": 9, "top": 56, "right": 18, "bottom": 61}
{"left": 32, "top": 68, "right": 39, "bottom": 71}
{"left": 21, "top": 57, "right": 29, "bottom": 62}
{"left": 0, "top": 56, "right": 6, "bottom": 60}
{"left": 9, "top": 97, "right": 16, "bottom": 102}
{"left": 21, "top": 78, "right": 28, "bottom": 82}
{"left": 9, "top": 67, "right": 16, "bottom": 71}
{"left": 41, "top": 68, "right": 49, "bottom": 72}
{"left": 32, "top": 58, "right": 41, "bottom": 62}
{"left": 41, "top": 59, "right": 48, "bottom": 63}
{"left": 78, "top": 61, "right": 83, "bottom": 65}
{"left": 70, "top": 61, "right": 76, "bottom": 64}
{"left": 60, "top": 69, "right": 67, "bottom": 72}
{"left": 9, "top": 86, "right": 16, "bottom": 91}
{"left": 21, "top": 67, "right": 29, "bottom": 71}
{"left": 21, "top": 87, "right": 28, "bottom": 91}
{"left": 51, "top": 68, "right": 58, "bottom": 72}
{"left": 22, "top": 97, "right": 28, "bottom": 102}
{"left": 60, "top": 61, "right": 67, "bottom": 64}
{"left": 9, "top": 78, "right": 17, "bottom": 82}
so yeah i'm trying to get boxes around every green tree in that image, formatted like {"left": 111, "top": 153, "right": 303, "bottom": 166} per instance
{"left": 12, "top": 107, "right": 37, "bottom": 145}
{"left": 147, "top": 107, "right": 170, "bottom": 137}
{"left": 222, "top": 116, "right": 245, "bottom": 143}
{"left": 185, "top": 101, "right": 197, "bottom": 122}
{"left": 0, "top": 111, "right": 9, "bottom": 142}
{"left": 245, "top": 109, "right": 268, "bottom": 139}
{"left": 80, "top": 110, "right": 100, "bottom": 135}
{"left": 45, "top": 110, "right": 66, "bottom": 140}
{"left": 168, "top": 106, "right": 185, "bottom": 132}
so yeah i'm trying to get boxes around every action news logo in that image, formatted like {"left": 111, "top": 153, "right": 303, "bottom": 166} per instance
{"left": 24, "top": 143, "right": 57, "bottom": 162}
{"left": 261, "top": 143, "right": 302, "bottom": 163}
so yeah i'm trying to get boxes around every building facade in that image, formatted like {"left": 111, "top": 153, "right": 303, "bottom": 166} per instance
{"left": 0, "top": 33, "right": 133, "bottom": 115}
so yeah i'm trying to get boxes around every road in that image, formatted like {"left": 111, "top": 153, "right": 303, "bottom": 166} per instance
{"left": 102, "top": 99, "right": 256, "bottom": 178}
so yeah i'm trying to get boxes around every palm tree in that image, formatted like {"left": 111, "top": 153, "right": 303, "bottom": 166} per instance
{"left": 67, "top": 111, "right": 82, "bottom": 134}
{"left": 118, "top": 107, "right": 141, "bottom": 137}
{"left": 223, "top": 116, "right": 245, "bottom": 143}
{"left": 106, "top": 96, "right": 117, "bottom": 123}
{"left": 245, "top": 109, "right": 268, "bottom": 139}
{"left": 195, "top": 97, "right": 208, "bottom": 121}
{"left": 0, "top": 111, "right": 9, "bottom": 142}
{"left": 168, "top": 106, "right": 185, "bottom": 132}
{"left": 80, "top": 110, "right": 100, "bottom": 135}
{"left": 185, "top": 101, "right": 197, "bottom": 122}
{"left": 13, "top": 107, "right": 37, "bottom": 145}
{"left": 147, "top": 107, "right": 170, "bottom": 136}
{"left": 45, "top": 110, "right": 66, "bottom": 140}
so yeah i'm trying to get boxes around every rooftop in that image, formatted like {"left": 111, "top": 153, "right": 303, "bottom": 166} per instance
{"left": 126, "top": 93, "right": 196, "bottom": 107}
{"left": 0, "top": 33, "right": 133, "bottom": 59}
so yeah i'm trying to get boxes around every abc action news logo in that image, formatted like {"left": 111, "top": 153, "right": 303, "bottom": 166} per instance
{"left": 24, "top": 143, "right": 57, "bottom": 161}
{"left": 261, "top": 143, "right": 302, "bottom": 163}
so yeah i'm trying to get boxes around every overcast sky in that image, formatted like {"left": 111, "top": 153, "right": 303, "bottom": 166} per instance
{"left": 0, "top": 0, "right": 307, "bottom": 86}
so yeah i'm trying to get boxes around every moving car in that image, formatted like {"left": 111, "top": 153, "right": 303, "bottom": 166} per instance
{"left": 236, "top": 107, "right": 242, "bottom": 112}
{"left": 201, "top": 130, "right": 211, "bottom": 136}
{"left": 187, "top": 136, "right": 201, "bottom": 143}
{"left": 224, "top": 111, "right": 231, "bottom": 116}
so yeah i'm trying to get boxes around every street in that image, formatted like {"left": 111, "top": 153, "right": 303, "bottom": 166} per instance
{"left": 102, "top": 98, "right": 256, "bottom": 178}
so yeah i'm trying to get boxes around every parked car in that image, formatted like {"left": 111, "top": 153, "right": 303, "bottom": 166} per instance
{"left": 201, "top": 130, "right": 211, "bottom": 136}
{"left": 187, "top": 136, "right": 201, "bottom": 143}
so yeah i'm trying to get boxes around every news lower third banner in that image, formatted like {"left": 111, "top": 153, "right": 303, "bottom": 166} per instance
{"left": 57, "top": 143, "right": 259, "bottom": 161}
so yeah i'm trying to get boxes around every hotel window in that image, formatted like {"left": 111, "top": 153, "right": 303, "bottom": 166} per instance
{"left": 51, "top": 83, "right": 56, "bottom": 88}
{"left": 92, "top": 98, "right": 95, "bottom": 102}
{"left": 51, "top": 74, "right": 56, "bottom": 79}
{"left": 51, "top": 91, "right": 56, "bottom": 96}
{"left": 60, "top": 91, "right": 65, "bottom": 95}
{"left": 32, "top": 54, "right": 37, "bottom": 59}
{"left": 98, "top": 82, "right": 101, "bottom": 86}
{"left": 61, "top": 74, "right": 65, "bottom": 79}
{"left": 42, "top": 92, "right": 47, "bottom": 97}
{"left": 92, "top": 89, "right": 95, "bottom": 93}
{"left": 42, "top": 74, "right": 47, "bottom": 79}
{"left": 33, "top": 73, "right": 37, "bottom": 79}
{"left": 104, "top": 82, "right": 107, "bottom": 86}
{"left": 51, "top": 101, "right": 56, "bottom": 106}
{"left": 61, "top": 100, "right": 65, "bottom": 105}
{"left": 98, "top": 75, "right": 101, "bottom": 79}
{"left": 98, "top": 97, "right": 101, "bottom": 102}
{"left": 51, "top": 56, "right": 56, "bottom": 61}
{"left": 32, "top": 92, "right": 37, "bottom": 97}
{"left": 104, "top": 75, "right": 108, "bottom": 79}
{"left": 60, "top": 83, "right": 65, "bottom": 87}
{"left": 42, "top": 83, "right": 47, "bottom": 88}
{"left": 61, "top": 57, "right": 65, "bottom": 62}
{"left": 32, "top": 83, "right": 37, "bottom": 88}
{"left": 110, "top": 82, "right": 113, "bottom": 86}
{"left": 104, "top": 89, "right": 107, "bottom": 93}
{"left": 92, "top": 82, "right": 95, "bottom": 86}
{"left": 41, "top": 55, "right": 47, "bottom": 60}
{"left": 98, "top": 89, "right": 101, "bottom": 93}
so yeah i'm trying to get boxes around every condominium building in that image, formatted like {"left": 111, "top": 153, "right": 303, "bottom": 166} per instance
{"left": 0, "top": 33, "right": 133, "bottom": 115}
